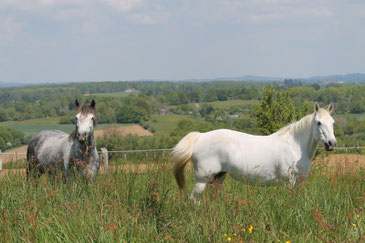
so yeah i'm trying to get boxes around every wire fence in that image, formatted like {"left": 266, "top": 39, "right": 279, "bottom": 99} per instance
{"left": 0, "top": 146, "right": 364, "bottom": 178}
{"left": 1, "top": 147, "right": 365, "bottom": 159}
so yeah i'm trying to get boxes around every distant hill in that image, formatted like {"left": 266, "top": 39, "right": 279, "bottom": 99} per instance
{"left": 181, "top": 73, "right": 365, "bottom": 84}
{"left": 298, "top": 73, "right": 365, "bottom": 83}
{"left": 1, "top": 73, "right": 365, "bottom": 87}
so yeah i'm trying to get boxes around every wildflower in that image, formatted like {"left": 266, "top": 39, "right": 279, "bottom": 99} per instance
{"left": 224, "top": 234, "right": 228, "bottom": 237}
{"left": 249, "top": 225, "right": 253, "bottom": 233}
{"left": 322, "top": 172, "right": 326, "bottom": 175}
{"left": 277, "top": 240, "right": 280, "bottom": 242}
{"left": 356, "top": 215, "right": 360, "bottom": 218}
{"left": 227, "top": 237, "right": 232, "bottom": 241}
{"left": 286, "top": 241, "right": 291, "bottom": 243}
{"left": 233, "top": 233, "right": 237, "bottom": 236}
{"left": 242, "top": 228, "right": 246, "bottom": 232}
{"left": 353, "top": 223, "right": 357, "bottom": 227}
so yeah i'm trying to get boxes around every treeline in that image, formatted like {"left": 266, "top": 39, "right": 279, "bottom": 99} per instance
{"left": 0, "top": 127, "right": 27, "bottom": 151}
{"left": 0, "top": 81, "right": 365, "bottom": 123}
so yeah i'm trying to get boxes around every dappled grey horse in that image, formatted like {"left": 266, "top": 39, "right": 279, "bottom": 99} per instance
{"left": 27, "top": 99, "right": 100, "bottom": 178}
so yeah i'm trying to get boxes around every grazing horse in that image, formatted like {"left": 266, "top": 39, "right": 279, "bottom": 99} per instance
{"left": 171, "top": 102, "right": 337, "bottom": 202}
{"left": 27, "top": 99, "right": 100, "bottom": 178}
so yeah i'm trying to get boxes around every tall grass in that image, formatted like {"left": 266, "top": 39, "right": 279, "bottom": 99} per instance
{"left": 0, "top": 160, "right": 364, "bottom": 242}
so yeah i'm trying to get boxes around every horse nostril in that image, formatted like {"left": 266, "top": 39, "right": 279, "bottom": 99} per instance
{"left": 328, "top": 141, "right": 332, "bottom": 146}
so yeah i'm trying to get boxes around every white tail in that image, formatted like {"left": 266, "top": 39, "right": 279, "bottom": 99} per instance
{"left": 170, "top": 132, "right": 201, "bottom": 190}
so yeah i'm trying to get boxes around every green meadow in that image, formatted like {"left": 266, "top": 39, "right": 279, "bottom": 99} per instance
{"left": 0, "top": 118, "right": 129, "bottom": 137}
{"left": 0, "top": 157, "right": 363, "bottom": 242}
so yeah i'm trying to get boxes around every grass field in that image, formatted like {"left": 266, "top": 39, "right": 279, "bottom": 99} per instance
{"left": 0, "top": 118, "right": 131, "bottom": 137}
{"left": 199, "top": 99, "right": 259, "bottom": 108}
{"left": 168, "top": 99, "right": 258, "bottom": 110}
{"left": 146, "top": 114, "right": 204, "bottom": 136}
{"left": 92, "top": 92, "right": 136, "bottom": 98}
{"left": 0, "top": 157, "right": 364, "bottom": 242}
{"left": 337, "top": 112, "right": 365, "bottom": 121}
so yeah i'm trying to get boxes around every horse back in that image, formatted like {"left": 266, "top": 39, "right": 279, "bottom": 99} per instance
{"left": 27, "top": 130, "right": 69, "bottom": 172}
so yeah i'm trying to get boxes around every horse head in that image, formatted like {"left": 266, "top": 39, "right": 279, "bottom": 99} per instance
{"left": 312, "top": 102, "right": 337, "bottom": 151}
{"left": 75, "top": 99, "right": 96, "bottom": 143}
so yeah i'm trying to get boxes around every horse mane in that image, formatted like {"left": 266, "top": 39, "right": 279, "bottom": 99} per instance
{"left": 69, "top": 130, "right": 77, "bottom": 140}
{"left": 78, "top": 104, "right": 95, "bottom": 115}
{"left": 275, "top": 113, "right": 314, "bottom": 137}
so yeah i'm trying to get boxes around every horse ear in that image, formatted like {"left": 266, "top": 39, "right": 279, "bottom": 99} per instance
{"left": 90, "top": 99, "right": 96, "bottom": 109}
{"left": 314, "top": 102, "right": 320, "bottom": 113}
{"left": 75, "top": 99, "right": 80, "bottom": 108}
{"left": 327, "top": 102, "right": 334, "bottom": 114}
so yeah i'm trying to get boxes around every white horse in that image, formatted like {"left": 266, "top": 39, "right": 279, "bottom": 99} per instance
{"left": 170, "top": 102, "right": 337, "bottom": 202}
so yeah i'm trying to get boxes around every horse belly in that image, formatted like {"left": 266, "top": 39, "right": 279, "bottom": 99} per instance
{"left": 222, "top": 142, "right": 281, "bottom": 182}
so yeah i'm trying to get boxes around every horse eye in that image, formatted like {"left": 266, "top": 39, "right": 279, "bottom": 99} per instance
{"left": 317, "top": 121, "right": 321, "bottom": 126}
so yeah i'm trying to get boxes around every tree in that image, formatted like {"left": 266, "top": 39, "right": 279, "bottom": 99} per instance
{"left": 311, "top": 83, "right": 320, "bottom": 91}
{"left": 296, "top": 101, "right": 310, "bottom": 120}
{"left": 116, "top": 105, "right": 150, "bottom": 123}
{"left": 255, "top": 86, "right": 295, "bottom": 135}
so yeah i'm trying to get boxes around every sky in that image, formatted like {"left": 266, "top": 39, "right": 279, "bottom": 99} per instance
{"left": 0, "top": 0, "right": 365, "bottom": 83}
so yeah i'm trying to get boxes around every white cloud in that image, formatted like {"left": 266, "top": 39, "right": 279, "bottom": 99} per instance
{"left": 129, "top": 12, "right": 170, "bottom": 24}
{"left": 0, "top": 16, "right": 24, "bottom": 43}
{"left": 101, "top": 0, "right": 142, "bottom": 12}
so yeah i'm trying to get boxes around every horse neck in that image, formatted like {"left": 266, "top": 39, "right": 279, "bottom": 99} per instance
{"left": 290, "top": 113, "right": 319, "bottom": 160}
{"left": 72, "top": 132, "right": 96, "bottom": 159}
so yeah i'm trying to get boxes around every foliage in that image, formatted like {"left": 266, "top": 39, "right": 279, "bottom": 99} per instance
{"left": 0, "top": 81, "right": 365, "bottom": 125}
{"left": 0, "top": 127, "right": 27, "bottom": 150}
{"left": 116, "top": 105, "right": 150, "bottom": 123}
{"left": 255, "top": 86, "right": 295, "bottom": 135}
{"left": 59, "top": 115, "right": 75, "bottom": 124}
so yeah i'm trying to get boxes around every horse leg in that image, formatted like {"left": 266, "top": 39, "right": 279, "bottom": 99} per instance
{"left": 190, "top": 180, "right": 207, "bottom": 204}
{"left": 190, "top": 157, "right": 222, "bottom": 204}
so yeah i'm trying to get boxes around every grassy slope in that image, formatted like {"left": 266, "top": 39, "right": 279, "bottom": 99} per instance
{"left": 337, "top": 113, "right": 365, "bottom": 120}
{"left": 199, "top": 99, "right": 259, "bottom": 108}
{"left": 0, "top": 160, "right": 363, "bottom": 242}
{"left": 0, "top": 118, "right": 131, "bottom": 137}
{"left": 149, "top": 100, "right": 257, "bottom": 136}
{"left": 146, "top": 114, "right": 204, "bottom": 136}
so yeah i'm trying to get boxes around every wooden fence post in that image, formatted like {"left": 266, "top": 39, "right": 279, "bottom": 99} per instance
{"left": 356, "top": 141, "right": 359, "bottom": 153}
{"left": 0, "top": 150, "right": 2, "bottom": 179}
{"left": 101, "top": 148, "right": 108, "bottom": 174}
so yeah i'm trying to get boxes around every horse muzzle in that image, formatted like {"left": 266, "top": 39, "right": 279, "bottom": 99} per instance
{"left": 77, "top": 132, "right": 90, "bottom": 142}
{"left": 324, "top": 139, "right": 337, "bottom": 151}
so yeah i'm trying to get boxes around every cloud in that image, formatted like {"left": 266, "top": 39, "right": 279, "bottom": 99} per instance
{"left": 0, "top": 16, "right": 24, "bottom": 43}
{"left": 101, "top": 0, "right": 143, "bottom": 12}
{"left": 129, "top": 12, "right": 170, "bottom": 24}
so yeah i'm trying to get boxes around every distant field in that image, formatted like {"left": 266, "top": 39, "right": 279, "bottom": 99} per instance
{"left": 168, "top": 99, "right": 258, "bottom": 110}
{"left": 146, "top": 114, "right": 203, "bottom": 136}
{"left": 200, "top": 99, "right": 258, "bottom": 108}
{"left": 92, "top": 92, "right": 136, "bottom": 97}
{"left": 337, "top": 113, "right": 365, "bottom": 121}
{"left": 0, "top": 117, "right": 132, "bottom": 137}
{"left": 0, "top": 117, "right": 60, "bottom": 126}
